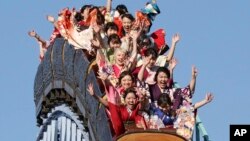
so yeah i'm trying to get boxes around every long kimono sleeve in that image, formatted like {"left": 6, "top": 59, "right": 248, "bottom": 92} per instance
{"left": 108, "top": 102, "right": 125, "bottom": 137}
{"left": 172, "top": 86, "right": 192, "bottom": 110}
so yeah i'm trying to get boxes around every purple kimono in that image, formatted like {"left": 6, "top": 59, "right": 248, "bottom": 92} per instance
{"left": 149, "top": 83, "right": 192, "bottom": 110}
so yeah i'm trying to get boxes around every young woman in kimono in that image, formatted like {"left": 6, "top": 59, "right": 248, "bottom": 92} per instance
{"left": 137, "top": 48, "right": 178, "bottom": 85}
{"left": 135, "top": 33, "right": 180, "bottom": 79}
{"left": 138, "top": 64, "right": 198, "bottom": 111}
{"left": 97, "top": 71, "right": 137, "bottom": 103}
{"left": 151, "top": 93, "right": 176, "bottom": 127}
{"left": 120, "top": 13, "right": 135, "bottom": 51}
{"left": 87, "top": 82, "right": 147, "bottom": 138}
{"left": 87, "top": 71, "right": 140, "bottom": 137}
{"left": 96, "top": 20, "right": 141, "bottom": 83}
{"left": 151, "top": 92, "right": 213, "bottom": 128}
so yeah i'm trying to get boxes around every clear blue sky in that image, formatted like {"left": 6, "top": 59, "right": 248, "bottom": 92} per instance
{"left": 0, "top": 0, "right": 249, "bottom": 141}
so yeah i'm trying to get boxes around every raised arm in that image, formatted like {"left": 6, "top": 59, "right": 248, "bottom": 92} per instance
{"left": 130, "top": 31, "right": 140, "bottom": 61}
{"left": 28, "top": 30, "right": 47, "bottom": 46}
{"left": 92, "top": 23, "right": 105, "bottom": 49}
{"left": 168, "top": 57, "right": 178, "bottom": 79}
{"left": 165, "top": 33, "right": 180, "bottom": 62}
{"left": 138, "top": 55, "right": 151, "bottom": 81}
{"left": 97, "top": 70, "right": 118, "bottom": 87}
{"left": 28, "top": 30, "right": 48, "bottom": 61}
{"left": 194, "top": 92, "right": 214, "bottom": 109}
{"left": 126, "top": 30, "right": 141, "bottom": 71}
{"left": 47, "top": 15, "right": 58, "bottom": 28}
{"left": 87, "top": 82, "right": 108, "bottom": 107}
{"left": 189, "top": 65, "right": 198, "bottom": 94}
{"left": 106, "top": 0, "right": 112, "bottom": 13}
{"left": 137, "top": 88, "right": 150, "bottom": 111}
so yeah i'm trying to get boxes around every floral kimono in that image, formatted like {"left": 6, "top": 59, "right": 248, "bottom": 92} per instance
{"left": 174, "top": 105, "right": 197, "bottom": 140}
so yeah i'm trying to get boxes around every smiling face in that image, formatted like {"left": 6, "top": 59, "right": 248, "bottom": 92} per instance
{"left": 121, "top": 75, "right": 133, "bottom": 89}
{"left": 156, "top": 72, "right": 169, "bottom": 89}
{"left": 147, "top": 57, "right": 156, "bottom": 68}
{"left": 124, "top": 92, "right": 137, "bottom": 109}
{"left": 115, "top": 49, "right": 126, "bottom": 66}
{"left": 108, "top": 34, "right": 121, "bottom": 49}
{"left": 144, "top": 48, "right": 158, "bottom": 69}
{"left": 122, "top": 17, "right": 133, "bottom": 34}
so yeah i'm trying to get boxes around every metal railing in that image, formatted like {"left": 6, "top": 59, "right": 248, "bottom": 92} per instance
{"left": 194, "top": 115, "right": 210, "bottom": 141}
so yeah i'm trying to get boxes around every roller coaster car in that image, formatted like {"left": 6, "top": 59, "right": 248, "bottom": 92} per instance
{"left": 116, "top": 122, "right": 187, "bottom": 141}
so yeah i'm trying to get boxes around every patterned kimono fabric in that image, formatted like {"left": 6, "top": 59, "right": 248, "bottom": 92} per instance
{"left": 148, "top": 83, "right": 196, "bottom": 140}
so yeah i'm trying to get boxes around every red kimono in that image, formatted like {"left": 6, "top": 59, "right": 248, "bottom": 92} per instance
{"left": 108, "top": 102, "right": 145, "bottom": 137}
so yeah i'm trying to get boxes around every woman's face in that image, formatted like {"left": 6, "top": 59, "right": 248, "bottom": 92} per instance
{"left": 125, "top": 92, "right": 137, "bottom": 109}
{"left": 109, "top": 40, "right": 121, "bottom": 49}
{"left": 156, "top": 72, "right": 169, "bottom": 89}
{"left": 115, "top": 50, "right": 126, "bottom": 66}
{"left": 147, "top": 57, "right": 156, "bottom": 68}
{"left": 121, "top": 75, "right": 133, "bottom": 89}
{"left": 122, "top": 17, "right": 132, "bottom": 34}
{"left": 107, "top": 29, "right": 118, "bottom": 37}
{"left": 160, "top": 105, "right": 171, "bottom": 114}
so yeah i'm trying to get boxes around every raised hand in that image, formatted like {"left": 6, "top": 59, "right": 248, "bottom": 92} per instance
{"left": 47, "top": 15, "right": 55, "bottom": 23}
{"left": 92, "top": 22, "right": 101, "bottom": 33}
{"left": 91, "top": 38, "right": 101, "bottom": 48}
{"left": 97, "top": 71, "right": 108, "bottom": 81}
{"left": 143, "top": 55, "right": 152, "bottom": 66}
{"left": 168, "top": 57, "right": 178, "bottom": 70}
{"left": 130, "top": 30, "right": 140, "bottom": 41}
{"left": 172, "top": 33, "right": 180, "bottom": 45}
{"left": 194, "top": 92, "right": 214, "bottom": 109}
{"left": 191, "top": 65, "right": 198, "bottom": 78}
{"left": 130, "top": 22, "right": 143, "bottom": 40}
{"left": 87, "top": 82, "right": 95, "bottom": 96}
{"left": 205, "top": 92, "right": 214, "bottom": 103}
{"left": 28, "top": 30, "right": 36, "bottom": 37}
{"left": 83, "top": 7, "right": 90, "bottom": 20}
